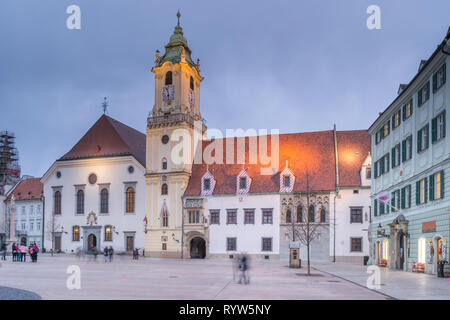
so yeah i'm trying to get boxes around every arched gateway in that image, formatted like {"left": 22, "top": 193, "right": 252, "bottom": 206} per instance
{"left": 190, "top": 237, "right": 206, "bottom": 259}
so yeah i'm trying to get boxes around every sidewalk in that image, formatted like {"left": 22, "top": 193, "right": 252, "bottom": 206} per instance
{"left": 313, "top": 262, "right": 450, "bottom": 300}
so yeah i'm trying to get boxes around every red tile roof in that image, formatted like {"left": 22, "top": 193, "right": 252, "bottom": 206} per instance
{"left": 185, "top": 129, "right": 370, "bottom": 196}
{"left": 59, "top": 115, "right": 146, "bottom": 166}
{"left": 336, "top": 130, "right": 371, "bottom": 187}
{"left": 6, "top": 178, "right": 43, "bottom": 201}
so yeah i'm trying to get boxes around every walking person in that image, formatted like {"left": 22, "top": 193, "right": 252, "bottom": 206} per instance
{"left": 238, "top": 254, "right": 250, "bottom": 285}
{"left": 103, "top": 247, "right": 109, "bottom": 263}
{"left": 1, "top": 243, "right": 6, "bottom": 261}
{"left": 17, "top": 244, "right": 22, "bottom": 262}
{"left": 108, "top": 246, "right": 114, "bottom": 262}
{"left": 12, "top": 243, "right": 17, "bottom": 262}
{"left": 32, "top": 243, "right": 39, "bottom": 262}
{"left": 20, "top": 244, "right": 27, "bottom": 262}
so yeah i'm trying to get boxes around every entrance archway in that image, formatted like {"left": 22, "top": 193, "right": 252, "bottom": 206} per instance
{"left": 190, "top": 237, "right": 206, "bottom": 259}
{"left": 88, "top": 234, "right": 97, "bottom": 250}
{"left": 20, "top": 237, "right": 27, "bottom": 246}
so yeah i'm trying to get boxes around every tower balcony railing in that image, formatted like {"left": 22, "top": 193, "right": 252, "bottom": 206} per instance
{"left": 147, "top": 112, "right": 207, "bottom": 132}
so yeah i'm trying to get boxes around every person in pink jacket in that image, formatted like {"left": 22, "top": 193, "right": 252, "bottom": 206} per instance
{"left": 20, "top": 244, "right": 27, "bottom": 262}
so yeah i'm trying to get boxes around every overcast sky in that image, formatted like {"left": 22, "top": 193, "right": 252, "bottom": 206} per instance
{"left": 0, "top": 0, "right": 449, "bottom": 177}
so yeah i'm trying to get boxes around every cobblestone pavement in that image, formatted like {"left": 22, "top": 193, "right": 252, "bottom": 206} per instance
{"left": 0, "top": 255, "right": 387, "bottom": 300}
{"left": 314, "top": 262, "right": 450, "bottom": 300}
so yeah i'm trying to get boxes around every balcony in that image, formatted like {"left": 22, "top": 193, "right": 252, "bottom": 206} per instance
{"left": 147, "top": 112, "right": 207, "bottom": 132}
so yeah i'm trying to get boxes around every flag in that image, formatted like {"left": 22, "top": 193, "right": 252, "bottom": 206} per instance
{"left": 377, "top": 191, "right": 392, "bottom": 204}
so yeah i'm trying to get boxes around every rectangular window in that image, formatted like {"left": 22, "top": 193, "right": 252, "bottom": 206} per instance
{"left": 227, "top": 237, "right": 237, "bottom": 251}
{"left": 29, "top": 221, "right": 34, "bottom": 231}
{"left": 239, "top": 177, "right": 247, "bottom": 189}
{"left": 402, "top": 99, "right": 413, "bottom": 121}
{"left": 417, "top": 124, "right": 429, "bottom": 153}
{"left": 432, "top": 111, "right": 446, "bottom": 143}
{"left": 262, "top": 209, "right": 273, "bottom": 224}
{"left": 384, "top": 153, "right": 390, "bottom": 173}
{"left": 244, "top": 209, "right": 255, "bottom": 224}
{"left": 210, "top": 210, "right": 220, "bottom": 225}
{"left": 351, "top": 238, "right": 362, "bottom": 252}
{"left": 383, "top": 121, "right": 390, "bottom": 138}
{"left": 350, "top": 207, "right": 363, "bottom": 223}
{"left": 375, "top": 131, "right": 381, "bottom": 145}
{"left": 284, "top": 176, "right": 290, "bottom": 187}
{"left": 392, "top": 110, "right": 401, "bottom": 129}
{"left": 433, "top": 63, "right": 446, "bottom": 93}
{"left": 418, "top": 81, "right": 430, "bottom": 106}
{"left": 416, "top": 178, "right": 428, "bottom": 205}
{"left": 188, "top": 210, "right": 200, "bottom": 224}
{"left": 36, "top": 221, "right": 41, "bottom": 231}
{"left": 162, "top": 243, "right": 167, "bottom": 251}
{"left": 226, "top": 209, "right": 237, "bottom": 225}
{"left": 392, "top": 143, "right": 401, "bottom": 168}
{"left": 366, "top": 167, "right": 371, "bottom": 179}
{"left": 204, "top": 178, "right": 211, "bottom": 190}
{"left": 429, "top": 171, "right": 444, "bottom": 201}
{"left": 262, "top": 237, "right": 272, "bottom": 252}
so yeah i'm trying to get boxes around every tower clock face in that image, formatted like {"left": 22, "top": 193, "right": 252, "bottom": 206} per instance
{"left": 188, "top": 89, "right": 195, "bottom": 105}
{"left": 162, "top": 85, "right": 174, "bottom": 101}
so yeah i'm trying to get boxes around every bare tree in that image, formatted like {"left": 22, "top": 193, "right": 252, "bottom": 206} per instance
{"left": 290, "top": 170, "right": 328, "bottom": 275}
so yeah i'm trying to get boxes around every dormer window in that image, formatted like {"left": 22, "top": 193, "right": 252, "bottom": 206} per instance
{"left": 204, "top": 178, "right": 211, "bottom": 191}
{"left": 236, "top": 169, "right": 251, "bottom": 195}
{"left": 165, "top": 71, "right": 172, "bottom": 85}
{"left": 284, "top": 176, "right": 290, "bottom": 187}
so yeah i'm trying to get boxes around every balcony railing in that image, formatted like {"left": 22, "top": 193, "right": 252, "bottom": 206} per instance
{"left": 147, "top": 113, "right": 207, "bottom": 131}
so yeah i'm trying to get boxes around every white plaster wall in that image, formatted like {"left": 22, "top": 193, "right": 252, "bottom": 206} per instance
{"left": 205, "top": 194, "right": 280, "bottom": 255}
{"left": 332, "top": 188, "right": 371, "bottom": 258}
{"left": 42, "top": 156, "right": 146, "bottom": 253}
{"left": 12, "top": 199, "right": 44, "bottom": 247}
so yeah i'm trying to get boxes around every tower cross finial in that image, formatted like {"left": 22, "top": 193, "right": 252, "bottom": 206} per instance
{"left": 177, "top": 10, "right": 181, "bottom": 26}
{"left": 102, "top": 97, "right": 109, "bottom": 114}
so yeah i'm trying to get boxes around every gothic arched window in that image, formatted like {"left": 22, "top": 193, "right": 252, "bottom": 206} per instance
{"left": 190, "top": 76, "right": 194, "bottom": 90}
{"left": 162, "top": 211, "right": 168, "bottom": 227}
{"left": 320, "top": 207, "right": 326, "bottom": 223}
{"left": 165, "top": 71, "right": 172, "bottom": 85}
{"left": 308, "top": 205, "right": 315, "bottom": 222}
{"left": 161, "top": 183, "right": 168, "bottom": 195}
{"left": 100, "top": 188, "right": 109, "bottom": 214}
{"left": 286, "top": 209, "right": 292, "bottom": 223}
{"left": 126, "top": 187, "right": 135, "bottom": 213}
{"left": 54, "top": 191, "right": 61, "bottom": 215}
{"left": 296, "top": 205, "right": 303, "bottom": 223}
{"left": 76, "top": 190, "right": 84, "bottom": 214}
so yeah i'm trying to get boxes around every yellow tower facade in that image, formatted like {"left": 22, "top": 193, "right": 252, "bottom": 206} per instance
{"left": 145, "top": 12, "right": 205, "bottom": 257}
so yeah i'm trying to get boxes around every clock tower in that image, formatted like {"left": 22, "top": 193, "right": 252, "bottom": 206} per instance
{"left": 145, "top": 11, "right": 206, "bottom": 258}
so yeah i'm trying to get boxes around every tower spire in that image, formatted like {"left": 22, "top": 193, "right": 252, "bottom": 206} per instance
{"left": 177, "top": 10, "right": 181, "bottom": 26}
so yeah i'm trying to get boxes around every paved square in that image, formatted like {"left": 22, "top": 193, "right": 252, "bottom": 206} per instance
{"left": 0, "top": 255, "right": 388, "bottom": 300}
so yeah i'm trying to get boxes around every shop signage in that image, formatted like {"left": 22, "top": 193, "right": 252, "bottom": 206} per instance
{"left": 422, "top": 220, "right": 436, "bottom": 233}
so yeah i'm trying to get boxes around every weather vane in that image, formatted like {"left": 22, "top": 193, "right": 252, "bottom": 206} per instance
{"left": 102, "top": 97, "right": 109, "bottom": 114}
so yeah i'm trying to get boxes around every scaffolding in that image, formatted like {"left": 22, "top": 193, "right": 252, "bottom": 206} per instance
{"left": 0, "top": 131, "right": 20, "bottom": 195}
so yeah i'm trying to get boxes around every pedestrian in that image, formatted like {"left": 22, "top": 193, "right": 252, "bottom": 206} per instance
{"left": 92, "top": 247, "right": 98, "bottom": 261}
{"left": 12, "top": 243, "right": 17, "bottom": 262}
{"left": 108, "top": 246, "right": 114, "bottom": 262}
{"left": 17, "top": 244, "right": 22, "bottom": 262}
{"left": 238, "top": 254, "right": 249, "bottom": 285}
{"left": 103, "top": 247, "right": 109, "bottom": 263}
{"left": 32, "top": 243, "right": 39, "bottom": 262}
{"left": 1, "top": 243, "right": 6, "bottom": 261}
{"left": 20, "top": 244, "right": 27, "bottom": 262}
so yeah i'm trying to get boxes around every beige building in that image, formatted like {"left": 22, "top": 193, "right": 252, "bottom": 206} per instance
{"left": 144, "top": 12, "right": 206, "bottom": 258}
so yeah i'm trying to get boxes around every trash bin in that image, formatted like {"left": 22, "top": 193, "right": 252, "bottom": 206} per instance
{"left": 363, "top": 256, "right": 369, "bottom": 266}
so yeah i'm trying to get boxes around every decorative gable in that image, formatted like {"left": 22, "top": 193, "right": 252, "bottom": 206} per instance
{"left": 201, "top": 170, "right": 216, "bottom": 196}
{"left": 280, "top": 166, "right": 295, "bottom": 193}
{"left": 236, "top": 169, "right": 251, "bottom": 195}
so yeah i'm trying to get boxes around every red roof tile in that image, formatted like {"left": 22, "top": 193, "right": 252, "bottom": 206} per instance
{"left": 59, "top": 115, "right": 146, "bottom": 166}
{"left": 6, "top": 178, "right": 43, "bottom": 201}
{"left": 185, "top": 130, "right": 370, "bottom": 196}
{"left": 336, "top": 130, "right": 371, "bottom": 187}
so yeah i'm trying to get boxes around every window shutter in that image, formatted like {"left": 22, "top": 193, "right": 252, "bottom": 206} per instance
{"left": 408, "top": 185, "right": 412, "bottom": 208}
{"left": 432, "top": 116, "right": 438, "bottom": 143}
{"left": 374, "top": 199, "right": 378, "bottom": 216}
{"left": 426, "top": 124, "right": 430, "bottom": 149}
{"left": 443, "top": 110, "right": 446, "bottom": 138}
{"left": 433, "top": 72, "right": 438, "bottom": 93}
{"left": 429, "top": 174, "right": 435, "bottom": 201}
{"left": 391, "top": 192, "right": 395, "bottom": 212}
{"left": 418, "top": 90, "right": 422, "bottom": 106}
{"left": 391, "top": 148, "right": 395, "bottom": 167}
{"left": 402, "top": 140, "right": 406, "bottom": 162}
{"left": 410, "top": 99, "right": 413, "bottom": 115}
{"left": 409, "top": 136, "right": 413, "bottom": 159}
{"left": 441, "top": 170, "right": 445, "bottom": 199}
{"left": 417, "top": 129, "right": 422, "bottom": 152}
{"left": 401, "top": 188, "right": 406, "bottom": 209}
{"left": 386, "top": 154, "right": 390, "bottom": 172}
{"left": 416, "top": 181, "right": 420, "bottom": 205}
{"left": 444, "top": 63, "right": 447, "bottom": 85}
{"left": 402, "top": 104, "right": 406, "bottom": 121}
{"left": 424, "top": 177, "right": 428, "bottom": 203}
{"left": 374, "top": 161, "right": 378, "bottom": 178}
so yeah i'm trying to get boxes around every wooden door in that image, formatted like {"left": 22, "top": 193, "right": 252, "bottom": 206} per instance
{"left": 126, "top": 236, "right": 134, "bottom": 251}
{"left": 54, "top": 236, "right": 61, "bottom": 251}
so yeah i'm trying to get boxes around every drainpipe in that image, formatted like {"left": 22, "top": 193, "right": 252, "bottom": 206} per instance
{"left": 332, "top": 124, "right": 339, "bottom": 263}
{"left": 181, "top": 195, "right": 185, "bottom": 259}
{"left": 41, "top": 195, "right": 45, "bottom": 250}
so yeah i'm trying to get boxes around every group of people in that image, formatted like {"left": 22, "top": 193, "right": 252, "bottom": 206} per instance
{"left": 103, "top": 246, "right": 114, "bottom": 262}
{"left": 10, "top": 242, "right": 39, "bottom": 262}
